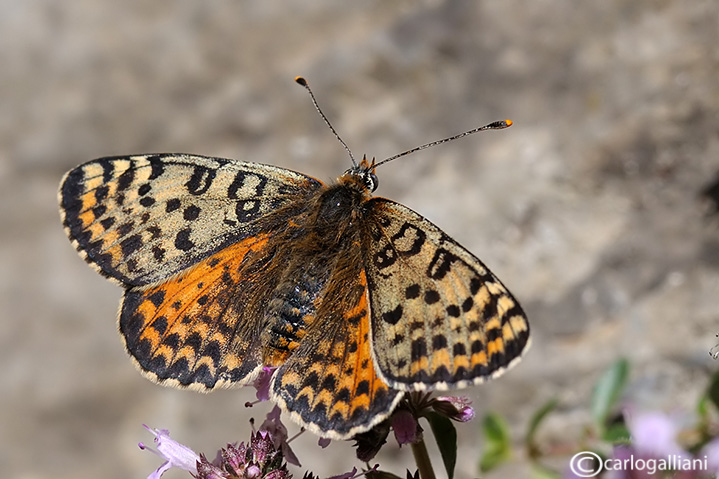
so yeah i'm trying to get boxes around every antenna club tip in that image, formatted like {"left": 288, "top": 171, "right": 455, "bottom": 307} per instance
{"left": 295, "top": 76, "right": 308, "bottom": 86}
{"left": 504, "top": 119, "right": 513, "bottom": 127}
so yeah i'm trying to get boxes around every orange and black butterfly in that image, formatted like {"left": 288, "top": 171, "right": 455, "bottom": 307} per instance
{"left": 58, "top": 77, "right": 530, "bottom": 439}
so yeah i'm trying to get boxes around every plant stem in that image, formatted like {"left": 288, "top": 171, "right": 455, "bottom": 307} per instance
{"left": 411, "top": 435, "right": 436, "bottom": 479}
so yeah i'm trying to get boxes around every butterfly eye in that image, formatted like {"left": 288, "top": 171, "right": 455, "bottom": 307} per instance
{"left": 366, "top": 172, "right": 379, "bottom": 192}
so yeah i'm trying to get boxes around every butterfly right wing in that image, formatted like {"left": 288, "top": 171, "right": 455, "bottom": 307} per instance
{"left": 269, "top": 267, "right": 403, "bottom": 439}
{"left": 59, "top": 154, "right": 322, "bottom": 287}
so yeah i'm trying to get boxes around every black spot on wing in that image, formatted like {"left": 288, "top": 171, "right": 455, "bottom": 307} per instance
{"left": 95, "top": 185, "right": 109, "bottom": 202}
{"left": 432, "top": 334, "right": 447, "bottom": 350}
{"left": 174, "top": 228, "right": 195, "bottom": 251}
{"left": 186, "top": 165, "right": 216, "bottom": 195}
{"left": 405, "top": 284, "right": 420, "bottom": 299}
{"left": 121, "top": 234, "right": 143, "bottom": 256}
{"left": 166, "top": 198, "right": 181, "bottom": 213}
{"left": 411, "top": 337, "right": 428, "bottom": 360}
{"left": 147, "top": 156, "right": 166, "bottom": 180}
{"left": 183, "top": 205, "right": 201, "bottom": 221}
{"left": 139, "top": 196, "right": 156, "bottom": 207}
{"left": 381, "top": 305, "right": 403, "bottom": 325}
{"left": 147, "top": 290, "right": 165, "bottom": 308}
{"left": 427, "top": 248, "right": 458, "bottom": 280}
{"left": 117, "top": 166, "right": 135, "bottom": 192}
{"left": 424, "top": 289, "right": 440, "bottom": 305}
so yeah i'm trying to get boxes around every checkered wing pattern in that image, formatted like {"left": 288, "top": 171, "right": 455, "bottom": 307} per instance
{"left": 362, "top": 199, "right": 530, "bottom": 391}
{"left": 59, "top": 154, "right": 321, "bottom": 286}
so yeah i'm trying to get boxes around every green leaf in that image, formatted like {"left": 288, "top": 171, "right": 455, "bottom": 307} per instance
{"left": 602, "top": 422, "right": 631, "bottom": 443}
{"left": 530, "top": 463, "right": 561, "bottom": 479}
{"left": 426, "top": 411, "right": 457, "bottom": 479}
{"left": 479, "top": 413, "right": 512, "bottom": 473}
{"left": 697, "top": 394, "right": 708, "bottom": 419}
{"left": 590, "top": 358, "right": 629, "bottom": 431}
{"left": 697, "top": 395, "right": 711, "bottom": 439}
{"left": 525, "top": 398, "right": 559, "bottom": 457}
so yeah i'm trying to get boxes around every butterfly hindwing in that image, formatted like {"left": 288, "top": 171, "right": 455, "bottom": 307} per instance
{"left": 59, "top": 154, "right": 322, "bottom": 286}
{"left": 270, "top": 268, "right": 403, "bottom": 439}
{"left": 361, "top": 199, "right": 530, "bottom": 391}
{"left": 120, "top": 233, "right": 275, "bottom": 390}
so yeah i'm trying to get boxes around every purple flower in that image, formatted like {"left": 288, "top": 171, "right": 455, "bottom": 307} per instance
{"left": 139, "top": 424, "right": 295, "bottom": 479}
{"left": 195, "top": 454, "right": 228, "bottom": 479}
{"left": 253, "top": 367, "right": 276, "bottom": 403}
{"left": 195, "top": 431, "right": 291, "bottom": 479}
{"left": 391, "top": 409, "right": 419, "bottom": 445}
{"left": 352, "top": 392, "right": 475, "bottom": 461}
{"left": 701, "top": 438, "right": 719, "bottom": 475}
{"left": 627, "top": 411, "right": 685, "bottom": 458}
{"left": 260, "top": 406, "right": 300, "bottom": 467}
{"left": 222, "top": 443, "right": 249, "bottom": 477}
{"left": 139, "top": 425, "right": 200, "bottom": 479}
{"left": 327, "top": 465, "right": 379, "bottom": 479}
{"left": 327, "top": 467, "right": 358, "bottom": 479}
{"left": 252, "top": 431, "right": 275, "bottom": 466}
{"left": 431, "top": 396, "right": 475, "bottom": 422}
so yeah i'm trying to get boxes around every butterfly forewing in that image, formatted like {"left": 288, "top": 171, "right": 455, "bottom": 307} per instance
{"left": 59, "top": 154, "right": 321, "bottom": 286}
{"left": 361, "top": 199, "right": 530, "bottom": 390}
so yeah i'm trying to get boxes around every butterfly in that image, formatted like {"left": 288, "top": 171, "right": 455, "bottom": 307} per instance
{"left": 58, "top": 77, "right": 530, "bottom": 439}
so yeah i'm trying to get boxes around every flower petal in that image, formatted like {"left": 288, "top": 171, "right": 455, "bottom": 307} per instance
{"left": 391, "top": 410, "right": 419, "bottom": 445}
{"left": 627, "top": 411, "right": 685, "bottom": 458}
{"left": 253, "top": 366, "right": 276, "bottom": 402}
{"left": 432, "top": 396, "right": 475, "bottom": 422}
{"left": 141, "top": 425, "right": 200, "bottom": 478}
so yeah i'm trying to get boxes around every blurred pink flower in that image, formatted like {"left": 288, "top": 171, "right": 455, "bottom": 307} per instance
{"left": 627, "top": 411, "right": 685, "bottom": 458}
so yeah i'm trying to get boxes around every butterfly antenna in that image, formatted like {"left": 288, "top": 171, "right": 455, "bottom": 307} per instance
{"left": 374, "top": 119, "right": 513, "bottom": 168}
{"left": 295, "top": 77, "right": 357, "bottom": 167}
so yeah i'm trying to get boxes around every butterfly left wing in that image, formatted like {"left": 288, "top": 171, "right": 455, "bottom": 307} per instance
{"left": 59, "top": 154, "right": 321, "bottom": 286}
{"left": 270, "top": 269, "right": 403, "bottom": 439}
{"left": 60, "top": 154, "right": 324, "bottom": 390}
{"left": 120, "top": 233, "right": 276, "bottom": 390}
{"left": 361, "top": 199, "right": 530, "bottom": 391}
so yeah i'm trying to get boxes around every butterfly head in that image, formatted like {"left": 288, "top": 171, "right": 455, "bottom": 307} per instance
{"left": 344, "top": 155, "right": 379, "bottom": 193}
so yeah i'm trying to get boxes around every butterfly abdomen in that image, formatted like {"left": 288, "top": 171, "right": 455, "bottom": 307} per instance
{"left": 263, "top": 267, "right": 328, "bottom": 365}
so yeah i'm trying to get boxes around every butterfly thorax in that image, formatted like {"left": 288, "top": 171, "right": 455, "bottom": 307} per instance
{"left": 312, "top": 174, "right": 371, "bottom": 232}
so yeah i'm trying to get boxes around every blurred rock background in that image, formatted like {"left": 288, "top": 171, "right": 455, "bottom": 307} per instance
{"left": 1, "top": 1, "right": 717, "bottom": 478}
